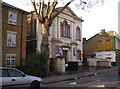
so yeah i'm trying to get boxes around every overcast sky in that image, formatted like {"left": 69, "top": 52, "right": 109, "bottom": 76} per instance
{"left": 2, "top": 0, "right": 119, "bottom": 39}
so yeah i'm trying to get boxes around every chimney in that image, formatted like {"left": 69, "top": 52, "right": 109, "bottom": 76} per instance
{"left": 101, "top": 29, "right": 105, "bottom": 33}
{"left": 83, "top": 38, "right": 86, "bottom": 43}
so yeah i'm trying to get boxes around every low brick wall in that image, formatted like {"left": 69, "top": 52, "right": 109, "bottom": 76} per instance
{"left": 87, "top": 58, "right": 111, "bottom": 67}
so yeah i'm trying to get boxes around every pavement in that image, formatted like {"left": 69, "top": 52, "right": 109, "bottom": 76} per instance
{"left": 42, "top": 67, "right": 117, "bottom": 85}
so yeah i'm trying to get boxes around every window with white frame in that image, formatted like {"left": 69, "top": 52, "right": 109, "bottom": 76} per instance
{"left": 8, "top": 11, "right": 17, "bottom": 25}
{"left": 7, "top": 31, "right": 17, "bottom": 47}
{"left": 6, "top": 54, "right": 16, "bottom": 68}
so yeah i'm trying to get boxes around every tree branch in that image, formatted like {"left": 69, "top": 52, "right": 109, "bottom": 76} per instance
{"left": 30, "top": 0, "right": 42, "bottom": 22}
{"left": 39, "top": 0, "right": 41, "bottom": 16}
{"left": 40, "top": 0, "right": 44, "bottom": 19}
{"left": 47, "top": 1, "right": 58, "bottom": 20}
{"left": 52, "top": 0, "right": 74, "bottom": 20}
{"left": 45, "top": 0, "right": 50, "bottom": 18}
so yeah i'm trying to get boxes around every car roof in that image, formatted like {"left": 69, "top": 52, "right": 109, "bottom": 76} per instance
{"left": 0, "top": 67, "right": 25, "bottom": 74}
{"left": 0, "top": 67, "right": 15, "bottom": 69}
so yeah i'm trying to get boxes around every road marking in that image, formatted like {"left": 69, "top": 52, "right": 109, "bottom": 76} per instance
{"left": 96, "top": 85, "right": 105, "bottom": 87}
{"left": 70, "top": 82, "right": 77, "bottom": 85}
{"left": 81, "top": 80, "right": 100, "bottom": 86}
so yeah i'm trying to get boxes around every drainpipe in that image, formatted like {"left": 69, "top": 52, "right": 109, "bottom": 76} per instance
{"left": 0, "top": 1, "right": 2, "bottom": 67}
{"left": 20, "top": 12, "right": 24, "bottom": 65}
{"left": 31, "top": 12, "right": 33, "bottom": 39}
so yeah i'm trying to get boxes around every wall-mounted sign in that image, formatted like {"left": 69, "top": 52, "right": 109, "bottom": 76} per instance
{"left": 73, "top": 47, "right": 76, "bottom": 56}
{"left": 56, "top": 45, "right": 62, "bottom": 56}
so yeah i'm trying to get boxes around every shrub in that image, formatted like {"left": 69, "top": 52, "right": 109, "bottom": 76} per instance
{"left": 49, "top": 58, "right": 56, "bottom": 73}
{"left": 17, "top": 53, "right": 49, "bottom": 77}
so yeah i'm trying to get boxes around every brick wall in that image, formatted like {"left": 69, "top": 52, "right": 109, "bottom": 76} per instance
{"left": 83, "top": 31, "right": 115, "bottom": 54}
{"left": 2, "top": 5, "right": 27, "bottom": 67}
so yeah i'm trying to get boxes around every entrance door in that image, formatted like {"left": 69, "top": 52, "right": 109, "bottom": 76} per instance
{"left": 63, "top": 50, "right": 68, "bottom": 64}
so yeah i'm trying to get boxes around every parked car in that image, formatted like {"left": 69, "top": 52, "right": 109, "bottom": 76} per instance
{"left": 0, "top": 67, "right": 43, "bottom": 89}
{"left": 119, "top": 65, "right": 120, "bottom": 74}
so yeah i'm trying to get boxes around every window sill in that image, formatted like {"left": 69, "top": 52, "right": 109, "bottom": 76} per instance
{"left": 61, "top": 36, "right": 71, "bottom": 39}
{"left": 8, "top": 22, "right": 17, "bottom": 25}
{"left": 76, "top": 39, "right": 81, "bottom": 41}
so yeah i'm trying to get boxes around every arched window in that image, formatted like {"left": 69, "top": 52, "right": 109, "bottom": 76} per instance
{"left": 64, "top": 22, "right": 67, "bottom": 37}
{"left": 60, "top": 20, "right": 70, "bottom": 38}
{"left": 76, "top": 27, "right": 81, "bottom": 41}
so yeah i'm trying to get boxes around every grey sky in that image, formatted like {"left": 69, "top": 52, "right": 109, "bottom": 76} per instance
{"left": 2, "top": 0, "right": 119, "bottom": 39}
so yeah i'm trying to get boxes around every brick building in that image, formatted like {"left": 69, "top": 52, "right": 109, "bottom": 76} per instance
{"left": 83, "top": 29, "right": 120, "bottom": 66}
{"left": 1, "top": 2, "right": 28, "bottom": 67}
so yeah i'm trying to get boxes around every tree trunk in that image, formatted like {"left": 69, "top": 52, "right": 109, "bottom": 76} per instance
{"left": 41, "top": 24, "right": 49, "bottom": 53}
{"left": 41, "top": 24, "right": 50, "bottom": 74}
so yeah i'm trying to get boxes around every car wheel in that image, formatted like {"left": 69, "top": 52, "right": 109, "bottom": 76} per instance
{"left": 30, "top": 81, "right": 40, "bottom": 89}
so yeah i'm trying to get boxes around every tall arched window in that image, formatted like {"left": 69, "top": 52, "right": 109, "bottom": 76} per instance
{"left": 64, "top": 22, "right": 67, "bottom": 37}
{"left": 76, "top": 27, "right": 81, "bottom": 41}
{"left": 60, "top": 20, "right": 70, "bottom": 38}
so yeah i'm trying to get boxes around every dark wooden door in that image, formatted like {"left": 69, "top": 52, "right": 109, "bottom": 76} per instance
{"left": 63, "top": 50, "right": 68, "bottom": 64}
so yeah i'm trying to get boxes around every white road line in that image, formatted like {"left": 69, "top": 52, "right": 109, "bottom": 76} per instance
{"left": 81, "top": 80, "right": 100, "bottom": 86}
{"left": 70, "top": 82, "right": 77, "bottom": 85}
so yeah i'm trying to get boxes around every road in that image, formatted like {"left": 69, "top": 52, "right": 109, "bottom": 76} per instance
{"left": 2, "top": 68, "right": 120, "bottom": 89}
{"left": 42, "top": 68, "right": 120, "bottom": 88}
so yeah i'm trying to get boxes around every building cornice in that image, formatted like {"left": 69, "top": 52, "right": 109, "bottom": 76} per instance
{"left": 54, "top": 7, "right": 84, "bottom": 22}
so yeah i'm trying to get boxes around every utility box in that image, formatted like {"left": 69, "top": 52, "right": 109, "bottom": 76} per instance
{"left": 68, "top": 61, "right": 78, "bottom": 71}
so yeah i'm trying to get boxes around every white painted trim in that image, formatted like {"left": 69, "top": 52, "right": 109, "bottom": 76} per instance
{"left": 6, "top": 54, "right": 16, "bottom": 56}
{"left": 7, "top": 31, "right": 17, "bottom": 34}
{"left": 8, "top": 11, "right": 17, "bottom": 25}
{"left": 6, "top": 54, "right": 16, "bottom": 67}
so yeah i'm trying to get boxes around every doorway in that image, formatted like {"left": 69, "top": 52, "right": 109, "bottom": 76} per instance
{"left": 63, "top": 50, "right": 68, "bottom": 64}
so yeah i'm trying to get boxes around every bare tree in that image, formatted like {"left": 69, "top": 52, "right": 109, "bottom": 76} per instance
{"left": 30, "top": 0, "right": 75, "bottom": 54}
{"left": 30, "top": 0, "right": 103, "bottom": 73}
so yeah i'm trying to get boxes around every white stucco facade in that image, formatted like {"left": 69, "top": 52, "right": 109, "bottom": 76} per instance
{"left": 95, "top": 51, "right": 116, "bottom": 62}
{"left": 36, "top": 7, "right": 83, "bottom": 64}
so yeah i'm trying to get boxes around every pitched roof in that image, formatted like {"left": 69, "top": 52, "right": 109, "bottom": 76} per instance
{"left": 55, "top": 6, "right": 84, "bottom": 22}
{"left": 86, "top": 30, "right": 117, "bottom": 42}
{"left": 2, "top": 2, "right": 29, "bottom": 14}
